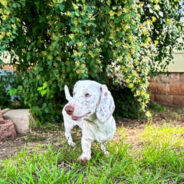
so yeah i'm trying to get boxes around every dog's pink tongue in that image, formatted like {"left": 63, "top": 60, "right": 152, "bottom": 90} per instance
{"left": 72, "top": 116, "right": 81, "bottom": 121}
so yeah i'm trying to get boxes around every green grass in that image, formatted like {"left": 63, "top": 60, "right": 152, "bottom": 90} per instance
{"left": 0, "top": 125, "right": 184, "bottom": 184}
{"left": 140, "top": 124, "right": 184, "bottom": 148}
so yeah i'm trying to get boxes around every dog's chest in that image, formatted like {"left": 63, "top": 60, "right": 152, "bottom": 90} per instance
{"left": 83, "top": 116, "right": 116, "bottom": 142}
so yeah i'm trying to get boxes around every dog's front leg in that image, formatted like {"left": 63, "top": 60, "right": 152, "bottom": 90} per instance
{"left": 65, "top": 128, "right": 75, "bottom": 147}
{"left": 64, "top": 119, "right": 76, "bottom": 147}
{"left": 78, "top": 137, "right": 93, "bottom": 162}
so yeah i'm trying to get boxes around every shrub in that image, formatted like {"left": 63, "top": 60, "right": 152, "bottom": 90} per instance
{"left": 0, "top": 0, "right": 183, "bottom": 122}
{"left": 0, "top": 70, "right": 25, "bottom": 108}
{"left": 0, "top": 70, "right": 12, "bottom": 108}
{"left": 112, "top": 87, "right": 143, "bottom": 119}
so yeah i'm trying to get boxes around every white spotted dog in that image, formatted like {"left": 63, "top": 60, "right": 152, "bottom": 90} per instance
{"left": 62, "top": 80, "right": 116, "bottom": 162}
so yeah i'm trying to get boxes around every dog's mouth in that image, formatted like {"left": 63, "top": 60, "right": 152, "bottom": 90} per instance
{"left": 72, "top": 112, "right": 91, "bottom": 121}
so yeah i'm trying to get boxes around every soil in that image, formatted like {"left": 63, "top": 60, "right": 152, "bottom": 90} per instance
{"left": 0, "top": 129, "right": 65, "bottom": 159}
{"left": 0, "top": 106, "right": 184, "bottom": 160}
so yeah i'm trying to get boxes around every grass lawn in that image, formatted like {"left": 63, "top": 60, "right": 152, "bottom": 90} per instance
{"left": 0, "top": 107, "right": 184, "bottom": 184}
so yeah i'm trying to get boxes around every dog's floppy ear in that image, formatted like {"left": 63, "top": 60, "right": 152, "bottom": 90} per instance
{"left": 64, "top": 85, "right": 72, "bottom": 101}
{"left": 96, "top": 84, "right": 115, "bottom": 122}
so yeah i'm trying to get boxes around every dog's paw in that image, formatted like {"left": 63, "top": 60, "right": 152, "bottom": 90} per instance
{"left": 68, "top": 141, "right": 76, "bottom": 147}
{"left": 77, "top": 155, "right": 91, "bottom": 162}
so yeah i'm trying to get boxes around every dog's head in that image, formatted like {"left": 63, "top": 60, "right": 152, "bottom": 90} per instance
{"left": 64, "top": 80, "right": 115, "bottom": 122}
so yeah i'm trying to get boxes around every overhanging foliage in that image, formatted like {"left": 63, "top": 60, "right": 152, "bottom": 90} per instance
{"left": 0, "top": 0, "right": 183, "bottom": 122}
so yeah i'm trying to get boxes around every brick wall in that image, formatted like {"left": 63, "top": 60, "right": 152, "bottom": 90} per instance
{"left": 150, "top": 73, "right": 184, "bottom": 106}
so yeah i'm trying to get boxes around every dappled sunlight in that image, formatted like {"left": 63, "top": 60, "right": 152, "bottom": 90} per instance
{"left": 139, "top": 125, "right": 184, "bottom": 148}
{"left": 110, "top": 120, "right": 184, "bottom": 159}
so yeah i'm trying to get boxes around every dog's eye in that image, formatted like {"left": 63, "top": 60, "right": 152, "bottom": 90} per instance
{"left": 85, "top": 93, "right": 90, "bottom": 98}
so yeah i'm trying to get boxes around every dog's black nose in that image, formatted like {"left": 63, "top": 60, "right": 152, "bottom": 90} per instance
{"left": 65, "top": 105, "right": 74, "bottom": 115}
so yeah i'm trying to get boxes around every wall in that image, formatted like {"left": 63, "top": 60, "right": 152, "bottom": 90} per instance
{"left": 150, "top": 73, "right": 184, "bottom": 106}
{"left": 150, "top": 51, "right": 184, "bottom": 106}
{"left": 168, "top": 51, "right": 184, "bottom": 72}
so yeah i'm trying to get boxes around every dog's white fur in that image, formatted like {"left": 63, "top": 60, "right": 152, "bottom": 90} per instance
{"left": 62, "top": 80, "right": 116, "bottom": 161}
